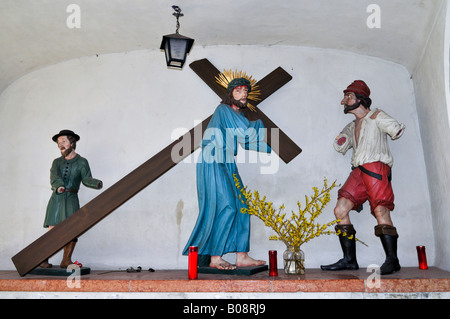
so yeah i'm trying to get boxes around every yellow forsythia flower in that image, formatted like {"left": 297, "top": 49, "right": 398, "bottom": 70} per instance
{"left": 233, "top": 175, "right": 367, "bottom": 249}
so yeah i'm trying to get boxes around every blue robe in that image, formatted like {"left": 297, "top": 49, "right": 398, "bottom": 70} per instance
{"left": 183, "top": 104, "right": 271, "bottom": 256}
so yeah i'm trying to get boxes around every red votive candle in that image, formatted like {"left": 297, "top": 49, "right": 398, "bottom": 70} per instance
{"left": 269, "top": 250, "right": 278, "bottom": 276}
{"left": 188, "top": 246, "right": 198, "bottom": 279}
{"left": 416, "top": 245, "right": 428, "bottom": 270}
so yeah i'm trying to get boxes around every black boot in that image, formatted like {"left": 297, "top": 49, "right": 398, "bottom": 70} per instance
{"left": 375, "top": 224, "right": 401, "bottom": 275}
{"left": 321, "top": 224, "right": 359, "bottom": 271}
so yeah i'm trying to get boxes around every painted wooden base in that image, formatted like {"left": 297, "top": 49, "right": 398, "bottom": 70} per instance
{"left": 198, "top": 264, "right": 268, "bottom": 276}
{"left": 29, "top": 266, "right": 91, "bottom": 276}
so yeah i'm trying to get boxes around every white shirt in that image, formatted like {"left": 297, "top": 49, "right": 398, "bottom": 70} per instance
{"left": 334, "top": 109, "right": 405, "bottom": 168}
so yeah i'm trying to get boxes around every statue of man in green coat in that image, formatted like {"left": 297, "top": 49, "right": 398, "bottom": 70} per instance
{"left": 40, "top": 130, "right": 103, "bottom": 268}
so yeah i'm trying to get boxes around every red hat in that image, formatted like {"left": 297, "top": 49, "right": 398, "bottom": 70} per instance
{"left": 344, "top": 80, "right": 370, "bottom": 98}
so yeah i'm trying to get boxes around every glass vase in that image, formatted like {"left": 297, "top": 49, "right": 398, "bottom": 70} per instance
{"left": 283, "top": 246, "right": 305, "bottom": 275}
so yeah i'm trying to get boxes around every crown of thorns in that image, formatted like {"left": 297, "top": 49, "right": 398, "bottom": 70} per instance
{"left": 215, "top": 69, "right": 261, "bottom": 112}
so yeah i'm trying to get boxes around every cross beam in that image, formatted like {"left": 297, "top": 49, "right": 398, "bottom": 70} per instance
{"left": 11, "top": 59, "right": 301, "bottom": 276}
{"left": 189, "top": 58, "right": 301, "bottom": 163}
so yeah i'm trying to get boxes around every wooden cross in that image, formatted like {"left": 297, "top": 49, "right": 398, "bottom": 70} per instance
{"left": 11, "top": 58, "right": 302, "bottom": 276}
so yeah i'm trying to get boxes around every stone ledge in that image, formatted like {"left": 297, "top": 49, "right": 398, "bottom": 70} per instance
{"left": 0, "top": 267, "right": 448, "bottom": 294}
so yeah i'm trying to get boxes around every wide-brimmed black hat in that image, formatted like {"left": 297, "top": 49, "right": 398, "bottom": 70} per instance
{"left": 52, "top": 129, "right": 80, "bottom": 142}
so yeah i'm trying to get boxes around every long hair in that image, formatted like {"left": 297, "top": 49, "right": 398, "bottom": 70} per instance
{"left": 220, "top": 92, "right": 247, "bottom": 109}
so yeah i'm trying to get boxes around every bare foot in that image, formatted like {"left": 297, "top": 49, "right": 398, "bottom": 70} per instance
{"left": 236, "top": 252, "right": 266, "bottom": 267}
{"left": 210, "top": 256, "right": 237, "bottom": 270}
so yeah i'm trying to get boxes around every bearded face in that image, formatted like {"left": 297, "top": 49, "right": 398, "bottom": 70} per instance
{"left": 344, "top": 100, "right": 361, "bottom": 114}
{"left": 61, "top": 146, "right": 73, "bottom": 157}
{"left": 221, "top": 85, "right": 249, "bottom": 109}
{"left": 341, "top": 92, "right": 361, "bottom": 114}
{"left": 57, "top": 136, "right": 75, "bottom": 157}
{"left": 232, "top": 85, "right": 248, "bottom": 105}
{"left": 231, "top": 97, "right": 248, "bottom": 109}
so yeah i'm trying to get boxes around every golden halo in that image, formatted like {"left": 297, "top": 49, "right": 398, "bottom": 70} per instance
{"left": 215, "top": 69, "right": 261, "bottom": 112}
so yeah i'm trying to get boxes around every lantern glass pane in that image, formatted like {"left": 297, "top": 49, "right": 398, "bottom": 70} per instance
{"left": 168, "top": 38, "right": 188, "bottom": 60}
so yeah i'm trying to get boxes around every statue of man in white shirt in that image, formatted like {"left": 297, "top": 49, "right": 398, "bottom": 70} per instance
{"left": 321, "top": 80, "right": 405, "bottom": 275}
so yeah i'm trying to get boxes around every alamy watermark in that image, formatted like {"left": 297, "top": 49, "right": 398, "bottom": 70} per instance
{"left": 66, "top": 4, "right": 81, "bottom": 29}
{"left": 365, "top": 264, "right": 381, "bottom": 289}
{"left": 66, "top": 264, "right": 81, "bottom": 289}
{"left": 65, "top": 4, "right": 380, "bottom": 31}
{"left": 367, "top": 4, "right": 381, "bottom": 29}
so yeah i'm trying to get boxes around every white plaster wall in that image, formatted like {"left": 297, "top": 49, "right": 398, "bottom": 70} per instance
{"left": 412, "top": 1, "right": 450, "bottom": 271}
{"left": 0, "top": 45, "right": 432, "bottom": 271}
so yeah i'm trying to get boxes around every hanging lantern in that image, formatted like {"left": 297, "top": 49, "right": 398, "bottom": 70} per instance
{"left": 160, "top": 6, "right": 194, "bottom": 69}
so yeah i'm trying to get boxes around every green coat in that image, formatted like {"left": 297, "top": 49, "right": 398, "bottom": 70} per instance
{"left": 43, "top": 154, "right": 102, "bottom": 227}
